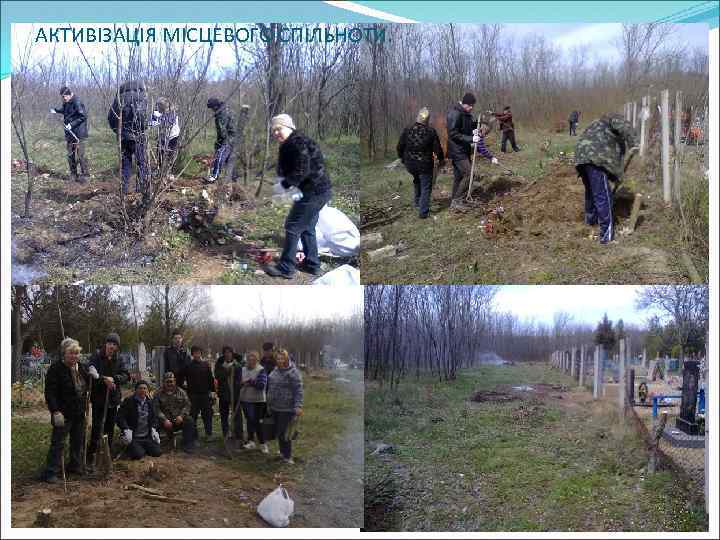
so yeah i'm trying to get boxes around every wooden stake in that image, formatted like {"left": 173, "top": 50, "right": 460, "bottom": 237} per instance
{"left": 661, "top": 90, "right": 671, "bottom": 203}
{"left": 466, "top": 115, "right": 483, "bottom": 200}
{"left": 673, "top": 91, "right": 683, "bottom": 204}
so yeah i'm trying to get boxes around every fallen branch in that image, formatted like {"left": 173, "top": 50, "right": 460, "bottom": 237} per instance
{"left": 360, "top": 212, "right": 402, "bottom": 231}
{"left": 56, "top": 229, "right": 102, "bottom": 245}
{"left": 140, "top": 492, "right": 198, "bottom": 504}
{"left": 126, "top": 483, "right": 163, "bottom": 496}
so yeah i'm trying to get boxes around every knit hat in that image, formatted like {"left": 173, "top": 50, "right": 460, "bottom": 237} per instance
{"left": 207, "top": 97, "right": 223, "bottom": 110}
{"left": 163, "top": 371, "right": 176, "bottom": 382}
{"left": 271, "top": 113, "right": 295, "bottom": 131}
{"left": 416, "top": 107, "right": 430, "bottom": 125}
{"left": 60, "top": 86, "right": 72, "bottom": 96}
{"left": 105, "top": 333, "right": 121, "bottom": 347}
{"left": 461, "top": 93, "right": 476, "bottom": 105}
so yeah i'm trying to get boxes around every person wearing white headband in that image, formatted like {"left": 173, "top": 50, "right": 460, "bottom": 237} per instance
{"left": 264, "top": 114, "right": 333, "bottom": 279}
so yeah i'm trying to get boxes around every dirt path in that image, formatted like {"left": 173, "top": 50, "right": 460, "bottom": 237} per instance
{"left": 293, "top": 372, "right": 363, "bottom": 528}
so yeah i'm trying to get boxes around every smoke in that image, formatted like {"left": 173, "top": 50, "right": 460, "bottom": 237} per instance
{"left": 11, "top": 240, "right": 46, "bottom": 285}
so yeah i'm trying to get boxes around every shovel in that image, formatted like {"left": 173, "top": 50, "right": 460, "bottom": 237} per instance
{"left": 83, "top": 378, "right": 93, "bottom": 473}
{"left": 95, "top": 385, "right": 113, "bottom": 479}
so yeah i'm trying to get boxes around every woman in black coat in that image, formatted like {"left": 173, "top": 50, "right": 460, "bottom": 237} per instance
{"left": 264, "top": 114, "right": 332, "bottom": 279}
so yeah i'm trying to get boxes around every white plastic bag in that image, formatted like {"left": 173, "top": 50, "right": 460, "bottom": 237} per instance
{"left": 257, "top": 485, "right": 294, "bottom": 527}
{"left": 312, "top": 264, "right": 360, "bottom": 286}
{"left": 299, "top": 205, "right": 359, "bottom": 257}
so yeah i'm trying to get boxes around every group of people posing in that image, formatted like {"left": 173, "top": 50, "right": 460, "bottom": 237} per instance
{"left": 41, "top": 331, "right": 305, "bottom": 484}
{"left": 51, "top": 85, "right": 332, "bottom": 279}
{"left": 396, "top": 91, "right": 636, "bottom": 244}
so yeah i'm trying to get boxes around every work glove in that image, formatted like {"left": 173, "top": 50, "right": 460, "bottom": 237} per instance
{"left": 472, "top": 134, "right": 480, "bottom": 143}
{"left": 152, "top": 110, "right": 162, "bottom": 118}
{"left": 151, "top": 427, "right": 160, "bottom": 445}
{"left": 472, "top": 128, "right": 479, "bottom": 136}
{"left": 88, "top": 365, "right": 100, "bottom": 379}
{"left": 52, "top": 411, "right": 65, "bottom": 428}
{"left": 49, "top": 107, "right": 57, "bottom": 114}
{"left": 65, "top": 123, "right": 72, "bottom": 131}
{"left": 491, "top": 157, "right": 499, "bottom": 165}
{"left": 121, "top": 429, "right": 133, "bottom": 445}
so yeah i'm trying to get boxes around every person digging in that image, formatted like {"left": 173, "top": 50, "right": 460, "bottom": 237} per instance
{"left": 446, "top": 92, "right": 500, "bottom": 213}
{"left": 490, "top": 105, "right": 521, "bottom": 153}
{"left": 574, "top": 113, "right": 637, "bottom": 245}
{"left": 396, "top": 107, "right": 445, "bottom": 219}
{"left": 264, "top": 114, "right": 333, "bottom": 279}
{"left": 50, "top": 86, "right": 89, "bottom": 183}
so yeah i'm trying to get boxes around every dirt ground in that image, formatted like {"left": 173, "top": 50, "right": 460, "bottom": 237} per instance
{"left": 360, "top": 130, "right": 707, "bottom": 284}
{"left": 11, "top": 372, "right": 363, "bottom": 529}
{"left": 11, "top": 150, "right": 358, "bottom": 285}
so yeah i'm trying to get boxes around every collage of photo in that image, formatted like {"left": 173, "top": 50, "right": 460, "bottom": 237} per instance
{"left": 4, "top": 7, "right": 716, "bottom": 538}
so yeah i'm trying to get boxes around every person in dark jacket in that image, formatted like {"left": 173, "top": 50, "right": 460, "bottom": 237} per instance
{"left": 116, "top": 380, "right": 162, "bottom": 460}
{"left": 206, "top": 97, "right": 236, "bottom": 183}
{"left": 492, "top": 106, "right": 520, "bottom": 153}
{"left": 214, "top": 346, "right": 245, "bottom": 440}
{"left": 397, "top": 107, "right": 445, "bottom": 219}
{"left": 108, "top": 80, "right": 148, "bottom": 195}
{"left": 86, "top": 332, "right": 128, "bottom": 467}
{"left": 569, "top": 110, "right": 580, "bottom": 136}
{"left": 267, "top": 349, "right": 304, "bottom": 465}
{"left": 260, "top": 342, "right": 276, "bottom": 375}
{"left": 50, "top": 86, "right": 89, "bottom": 183}
{"left": 41, "top": 338, "right": 92, "bottom": 482}
{"left": 163, "top": 330, "right": 191, "bottom": 389}
{"left": 264, "top": 114, "right": 333, "bottom": 279}
{"left": 184, "top": 345, "right": 215, "bottom": 439}
{"left": 446, "top": 93, "right": 499, "bottom": 211}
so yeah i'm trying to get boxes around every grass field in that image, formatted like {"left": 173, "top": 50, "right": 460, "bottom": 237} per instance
{"left": 11, "top": 121, "right": 359, "bottom": 285}
{"left": 11, "top": 369, "right": 363, "bottom": 528}
{"left": 364, "top": 363, "right": 707, "bottom": 532}
{"left": 361, "top": 125, "right": 707, "bottom": 284}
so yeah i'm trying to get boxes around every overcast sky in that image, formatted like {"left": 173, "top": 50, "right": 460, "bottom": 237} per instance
{"left": 12, "top": 22, "right": 709, "bottom": 73}
{"left": 493, "top": 285, "right": 661, "bottom": 327}
{"left": 208, "top": 285, "right": 362, "bottom": 325}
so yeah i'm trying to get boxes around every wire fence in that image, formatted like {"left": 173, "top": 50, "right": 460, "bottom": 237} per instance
{"left": 549, "top": 340, "right": 708, "bottom": 511}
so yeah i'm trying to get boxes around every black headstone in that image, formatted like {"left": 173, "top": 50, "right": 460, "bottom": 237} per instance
{"left": 627, "top": 369, "right": 635, "bottom": 405}
{"left": 676, "top": 360, "right": 700, "bottom": 435}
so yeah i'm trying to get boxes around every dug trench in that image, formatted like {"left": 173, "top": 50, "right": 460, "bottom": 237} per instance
{"left": 11, "top": 145, "right": 358, "bottom": 285}
{"left": 363, "top": 364, "right": 707, "bottom": 532}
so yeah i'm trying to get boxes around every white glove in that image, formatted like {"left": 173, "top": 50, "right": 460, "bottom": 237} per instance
{"left": 65, "top": 123, "right": 72, "bottom": 130}
{"left": 472, "top": 134, "right": 480, "bottom": 143}
{"left": 88, "top": 365, "right": 100, "bottom": 379}
{"left": 49, "top": 107, "right": 57, "bottom": 114}
{"left": 472, "top": 128, "right": 479, "bottom": 136}
{"left": 153, "top": 110, "right": 162, "bottom": 118}
{"left": 52, "top": 411, "right": 65, "bottom": 428}
{"left": 491, "top": 157, "right": 499, "bottom": 165}
{"left": 151, "top": 427, "right": 160, "bottom": 444}
{"left": 121, "top": 429, "right": 133, "bottom": 445}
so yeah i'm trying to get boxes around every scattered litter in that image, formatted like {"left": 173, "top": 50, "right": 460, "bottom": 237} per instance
{"left": 512, "top": 385, "right": 535, "bottom": 392}
{"left": 362, "top": 232, "right": 384, "bottom": 249}
{"left": 371, "top": 443, "right": 394, "bottom": 455}
{"left": 367, "top": 245, "right": 397, "bottom": 261}
{"left": 312, "top": 264, "right": 360, "bottom": 286}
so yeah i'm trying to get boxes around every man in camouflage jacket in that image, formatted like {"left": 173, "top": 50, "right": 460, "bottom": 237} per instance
{"left": 206, "top": 97, "right": 236, "bottom": 182}
{"left": 396, "top": 107, "right": 445, "bottom": 219}
{"left": 575, "top": 113, "right": 637, "bottom": 244}
{"left": 153, "top": 371, "right": 195, "bottom": 451}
